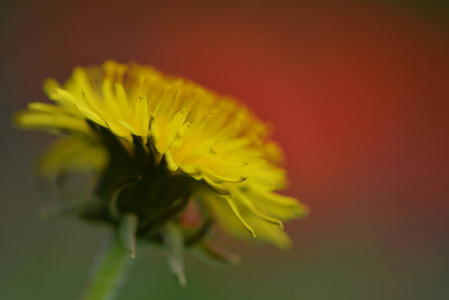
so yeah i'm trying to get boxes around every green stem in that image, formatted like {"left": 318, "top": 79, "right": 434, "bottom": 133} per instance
{"left": 80, "top": 234, "right": 131, "bottom": 300}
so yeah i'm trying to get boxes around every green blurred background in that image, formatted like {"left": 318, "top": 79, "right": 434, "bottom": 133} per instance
{"left": 1, "top": 0, "right": 448, "bottom": 299}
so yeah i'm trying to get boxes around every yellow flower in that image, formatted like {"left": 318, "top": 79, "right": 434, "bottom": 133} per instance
{"left": 15, "top": 61, "right": 307, "bottom": 277}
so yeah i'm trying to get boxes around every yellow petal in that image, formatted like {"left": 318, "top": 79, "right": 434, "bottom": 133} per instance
{"left": 14, "top": 110, "right": 89, "bottom": 133}
{"left": 202, "top": 191, "right": 293, "bottom": 249}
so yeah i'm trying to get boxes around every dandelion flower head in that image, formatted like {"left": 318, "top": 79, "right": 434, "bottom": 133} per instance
{"left": 15, "top": 61, "right": 308, "bottom": 280}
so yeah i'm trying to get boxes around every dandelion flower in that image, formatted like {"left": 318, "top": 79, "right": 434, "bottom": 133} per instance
{"left": 15, "top": 61, "right": 308, "bottom": 291}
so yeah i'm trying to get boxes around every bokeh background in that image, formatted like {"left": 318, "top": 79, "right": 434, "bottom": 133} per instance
{"left": 1, "top": 0, "right": 448, "bottom": 299}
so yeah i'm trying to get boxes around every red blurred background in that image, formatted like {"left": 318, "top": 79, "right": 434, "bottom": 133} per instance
{"left": 1, "top": 0, "right": 448, "bottom": 299}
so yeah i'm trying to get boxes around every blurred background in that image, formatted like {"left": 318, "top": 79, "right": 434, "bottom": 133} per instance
{"left": 1, "top": 0, "right": 448, "bottom": 299}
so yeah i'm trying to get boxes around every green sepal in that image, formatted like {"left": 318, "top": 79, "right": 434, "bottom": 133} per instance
{"left": 40, "top": 193, "right": 111, "bottom": 224}
{"left": 118, "top": 213, "right": 139, "bottom": 258}
{"left": 114, "top": 157, "right": 185, "bottom": 217}
{"left": 131, "top": 135, "right": 147, "bottom": 163}
{"left": 109, "top": 176, "right": 142, "bottom": 220}
{"left": 39, "top": 199, "right": 105, "bottom": 220}
{"left": 184, "top": 217, "right": 214, "bottom": 247}
{"left": 163, "top": 222, "right": 187, "bottom": 286}
{"left": 191, "top": 241, "right": 241, "bottom": 266}
{"left": 139, "top": 192, "right": 191, "bottom": 234}
{"left": 87, "top": 121, "right": 135, "bottom": 200}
